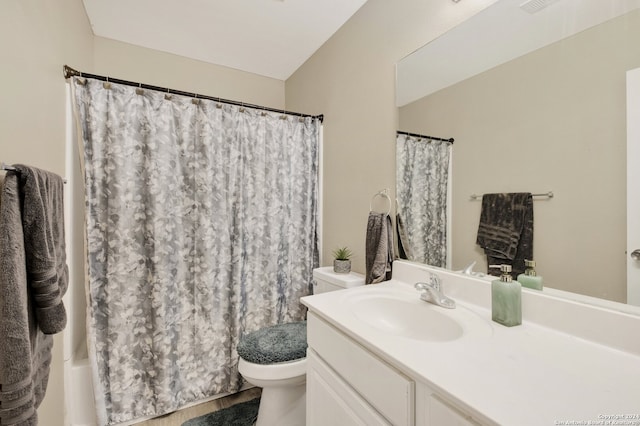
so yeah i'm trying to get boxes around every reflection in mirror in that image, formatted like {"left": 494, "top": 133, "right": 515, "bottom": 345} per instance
{"left": 395, "top": 132, "right": 452, "bottom": 268}
{"left": 396, "top": 0, "right": 640, "bottom": 310}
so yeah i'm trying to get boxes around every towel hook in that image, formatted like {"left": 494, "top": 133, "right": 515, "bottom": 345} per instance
{"left": 370, "top": 189, "right": 391, "bottom": 216}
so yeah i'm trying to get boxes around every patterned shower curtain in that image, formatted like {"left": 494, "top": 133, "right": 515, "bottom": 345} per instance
{"left": 71, "top": 77, "right": 320, "bottom": 425}
{"left": 396, "top": 133, "right": 451, "bottom": 267}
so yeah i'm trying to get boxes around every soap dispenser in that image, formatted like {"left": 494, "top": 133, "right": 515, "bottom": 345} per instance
{"left": 490, "top": 264, "right": 522, "bottom": 327}
{"left": 517, "top": 259, "right": 543, "bottom": 291}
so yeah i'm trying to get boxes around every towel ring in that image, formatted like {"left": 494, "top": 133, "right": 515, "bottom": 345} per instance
{"left": 370, "top": 189, "right": 391, "bottom": 216}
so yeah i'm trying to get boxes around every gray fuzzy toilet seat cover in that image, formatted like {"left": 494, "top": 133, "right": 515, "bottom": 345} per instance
{"left": 237, "top": 321, "right": 307, "bottom": 364}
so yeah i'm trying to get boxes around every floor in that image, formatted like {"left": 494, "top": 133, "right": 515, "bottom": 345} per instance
{"left": 137, "top": 387, "right": 262, "bottom": 426}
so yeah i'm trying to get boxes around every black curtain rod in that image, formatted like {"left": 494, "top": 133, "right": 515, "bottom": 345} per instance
{"left": 63, "top": 65, "right": 324, "bottom": 123}
{"left": 397, "top": 130, "right": 454, "bottom": 144}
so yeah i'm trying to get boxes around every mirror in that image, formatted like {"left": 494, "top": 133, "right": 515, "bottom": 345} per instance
{"left": 396, "top": 0, "right": 640, "bottom": 309}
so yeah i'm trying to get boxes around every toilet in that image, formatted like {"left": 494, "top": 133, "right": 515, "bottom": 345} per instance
{"left": 236, "top": 266, "right": 364, "bottom": 426}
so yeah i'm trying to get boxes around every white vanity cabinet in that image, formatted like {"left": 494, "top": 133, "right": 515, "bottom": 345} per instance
{"left": 303, "top": 262, "right": 640, "bottom": 425}
{"left": 307, "top": 312, "right": 413, "bottom": 425}
{"left": 307, "top": 312, "right": 485, "bottom": 426}
{"left": 420, "top": 392, "right": 482, "bottom": 426}
{"left": 307, "top": 350, "right": 392, "bottom": 425}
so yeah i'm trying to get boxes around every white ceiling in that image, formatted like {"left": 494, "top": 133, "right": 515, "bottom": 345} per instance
{"left": 82, "top": 0, "right": 368, "bottom": 81}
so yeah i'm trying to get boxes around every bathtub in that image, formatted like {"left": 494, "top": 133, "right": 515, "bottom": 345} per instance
{"left": 64, "top": 353, "right": 97, "bottom": 426}
{"left": 65, "top": 93, "right": 98, "bottom": 426}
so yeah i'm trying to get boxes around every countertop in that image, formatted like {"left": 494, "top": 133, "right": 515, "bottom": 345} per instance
{"left": 302, "top": 275, "right": 640, "bottom": 426}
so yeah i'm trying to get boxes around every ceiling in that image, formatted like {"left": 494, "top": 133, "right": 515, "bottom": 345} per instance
{"left": 82, "top": 0, "right": 368, "bottom": 81}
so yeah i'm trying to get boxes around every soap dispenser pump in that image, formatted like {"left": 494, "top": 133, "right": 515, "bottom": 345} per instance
{"left": 489, "top": 264, "right": 522, "bottom": 327}
{"left": 517, "top": 259, "right": 543, "bottom": 291}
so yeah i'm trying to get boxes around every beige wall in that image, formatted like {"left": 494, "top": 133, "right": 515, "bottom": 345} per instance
{"left": 93, "top": 37, "right": 285, "bottom": 110}
{"left": 285, "top": 0, "right": 497, "bottom": 271}
{"left": 0, "top": 1, "right": 94, "bottom": 425}
{"left": 399, "top": 11, "right": 640, "bottom": 302}
{"left": 0, "top": 0, "right": 93, "bottom": 175}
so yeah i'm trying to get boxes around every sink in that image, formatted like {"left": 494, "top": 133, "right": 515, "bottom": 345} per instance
{"left": 349, "top": 294, "right": 464, "bottom": 341}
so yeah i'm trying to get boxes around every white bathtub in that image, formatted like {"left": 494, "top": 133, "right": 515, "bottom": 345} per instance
{"left": 64, "top": 355, "right": 97, "bottom": 426}
{"left": 65, "top": 94, "right": 98, "bottom": 426}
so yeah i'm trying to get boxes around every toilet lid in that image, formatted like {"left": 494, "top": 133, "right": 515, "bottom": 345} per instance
{"left": 237, "top": 321, "right": 307, "bottom": 364}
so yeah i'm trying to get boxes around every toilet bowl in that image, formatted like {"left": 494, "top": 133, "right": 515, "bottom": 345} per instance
{"left": 236, "top": 267, "right": 364, "bottom": 426}
{"left": 237, "top": 357, "right": 307, "bottom": 426}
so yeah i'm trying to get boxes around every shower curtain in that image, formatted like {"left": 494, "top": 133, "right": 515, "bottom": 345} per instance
{"left": 71, "top": 77, "right": 320, "bottom": 425}
{"left": 396, "top": 133, "right": 451, "bottom": 267}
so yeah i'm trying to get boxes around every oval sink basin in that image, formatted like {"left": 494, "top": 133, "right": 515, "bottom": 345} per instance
{"left": 350, "top": 295, "right": 464, "bottom": 341}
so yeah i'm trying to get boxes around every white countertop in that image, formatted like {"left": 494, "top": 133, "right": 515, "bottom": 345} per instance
{"left": 302, "top": 269, "right": 640, "bottom": 426}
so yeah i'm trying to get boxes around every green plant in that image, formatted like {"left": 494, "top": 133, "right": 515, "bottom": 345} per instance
{"left": 332, "top": 246, "right": 353, "bottom": 261}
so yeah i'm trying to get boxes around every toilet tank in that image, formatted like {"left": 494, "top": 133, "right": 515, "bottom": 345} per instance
{"left": 312, "top": 266, "right": 365, "bottom": 294}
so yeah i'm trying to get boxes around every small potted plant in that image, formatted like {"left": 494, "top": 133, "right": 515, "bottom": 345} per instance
{"left": 332, "top": 246, "right": 353, "bottom": 274}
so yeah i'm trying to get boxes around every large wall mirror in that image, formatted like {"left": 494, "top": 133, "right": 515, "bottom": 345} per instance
{"left": 396, "top": 0, "right": 640, "bottom": 312}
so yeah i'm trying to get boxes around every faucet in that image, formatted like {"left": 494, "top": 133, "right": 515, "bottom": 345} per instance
{"left": 414, "top": 273, "right": 456, "bottom": 309}
{"left": 461, "top": 261, "right": 476, "bottom": 275}
{"left": 459, "top": 261, "right": 485, "bottom": 277}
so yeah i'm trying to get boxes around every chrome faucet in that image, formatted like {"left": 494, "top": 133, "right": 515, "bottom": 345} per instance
{"left": 459, "top": 260, "right": 485, "bottom": 277}
{"left": 461, "top": 261, "right": 477, "bottom": 275}
{"left": 414, "top": 273, "right": 456, "bottom": 309}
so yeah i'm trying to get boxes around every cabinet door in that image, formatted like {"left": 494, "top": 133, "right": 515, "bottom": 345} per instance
{"left": 308, "top": 312, "right": 414, "bottom": 425}
{"left": 429, "top": 395, "right": 481, "bottom": 426}
{"left": 307, "top": 349, "right": 391, "bottom": 426}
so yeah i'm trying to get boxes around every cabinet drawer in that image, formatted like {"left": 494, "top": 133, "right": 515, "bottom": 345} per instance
{"left": 430, "top": 395, "right": 482, "bottom": 426}
{"left": 308, "top": 312, "right": 414, "bottom": 426}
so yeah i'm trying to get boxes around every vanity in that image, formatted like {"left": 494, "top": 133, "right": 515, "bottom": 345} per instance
{"left": 301, "top": 260, "right": 640, "bottom": 425}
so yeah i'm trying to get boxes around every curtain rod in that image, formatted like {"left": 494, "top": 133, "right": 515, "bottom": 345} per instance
{"left": 63, "top": 65, "right": 324, "bottom": 123}
{"left": 397, "top": 130, "right": 454, "bottom": 144}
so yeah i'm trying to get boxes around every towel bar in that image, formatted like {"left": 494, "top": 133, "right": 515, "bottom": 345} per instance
{"left": 1, "top": 162, "right": 67, "bottom": 184}
{"left": 470, "top": 191, "right": 553, "bottom": 201}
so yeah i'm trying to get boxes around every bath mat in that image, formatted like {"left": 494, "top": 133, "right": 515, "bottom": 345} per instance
{"left": 182, "top": 397, "right": 260, "bottom": 426}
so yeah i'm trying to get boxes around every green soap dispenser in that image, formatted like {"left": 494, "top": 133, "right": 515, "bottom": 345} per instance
{"left": 490, "top": 264, "right": 522, "bottom": 327}
{"left": 517, "top": 259, "right": 543, "bottom": 291}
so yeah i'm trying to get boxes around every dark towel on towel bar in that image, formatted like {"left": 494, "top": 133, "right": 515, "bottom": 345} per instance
{"left": 476, "top": 192, "right": 533, "bottom": 277}
{"left": 0, "top": 165, "right": 67, "bottom": 426}
{"left": 15, "top": 164, "right": 68, "bottom": 334}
